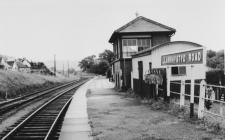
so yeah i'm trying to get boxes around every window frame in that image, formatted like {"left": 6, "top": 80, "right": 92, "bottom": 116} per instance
{"left": 171, "top": 66, "right": 186, "bottom": 76}
{"left": 122, "top": 38, "right": 151, "bottom": 58}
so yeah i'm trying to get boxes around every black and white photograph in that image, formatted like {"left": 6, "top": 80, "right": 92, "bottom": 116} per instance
{"left": 0, "top": 0, "right": 225, "bottom": 140}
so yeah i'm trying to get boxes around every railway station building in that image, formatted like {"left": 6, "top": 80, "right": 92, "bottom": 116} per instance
{"left": 109, "top": 16, "right": 207, "bottom": 102}
{"left": 109, "top": 16, "right": 176, "bottom": 89}
{"left": 132, "top": 41, "right": 206, "bottom": 99}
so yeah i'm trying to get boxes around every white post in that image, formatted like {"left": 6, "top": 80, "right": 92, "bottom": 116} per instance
{"left": 190, "top": 79, "right": 195, "bottom": 117}
{"left": 198, "top": 80, "right": 206, "bottom": 119}
{"left": 190, "top": 79, "right": 195, "bottom": 103}
{"left": 156, "top": 83, "right": 158, "bottom": 96}
{"left": 131, "top": 71, "right": 133, "bottom": 89}
{"left": 220, "top": 94, "right": 224, "bottom": 116}
{"left": 180, "top": 80, "right": 185, "bottom": 107}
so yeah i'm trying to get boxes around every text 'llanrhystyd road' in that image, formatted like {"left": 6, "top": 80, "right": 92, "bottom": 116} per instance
{"left": 161, "top": 49, "right": 203, "bottom": 65}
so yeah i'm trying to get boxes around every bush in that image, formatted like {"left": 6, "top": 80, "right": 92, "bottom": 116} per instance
{"left": 206, "top": 70, "right": 224, "bottom": 85}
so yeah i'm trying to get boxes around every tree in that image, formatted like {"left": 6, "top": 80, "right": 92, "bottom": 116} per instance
{"left": 78, "top": 50, "right": 114, "bottom": 75}
{"left": 78, "top": 55, "right": 96, "bottom": 72}
{"left": 94, "top": 60, "right": 109, "bottom": 75}
{"left": 99, "top": 49, "right": 115, "bottom": 64}
{"left": 207, "top": 49, "right": 224, "bottom": 70}
{"left": 207, "top": 50, "right": 216, "bottom": 58}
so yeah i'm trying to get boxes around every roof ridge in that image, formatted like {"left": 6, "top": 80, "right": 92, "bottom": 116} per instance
{"left": 115, "top": 16, "right": 176, "bottom": 33}
{"left": 115, "top": 16, "right": 142, "bottom": 32}
{"left": 140, "top": 16, "right": 176, "bottom": 32}
{"left": 109, "top": 16, "right": 176, "bottom": 43}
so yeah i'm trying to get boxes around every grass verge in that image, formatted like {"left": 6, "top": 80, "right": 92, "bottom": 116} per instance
{"left": 0, "top": 70, "right": 77, "bottom": 100}
{"left": 122, "top": 89, "right": 225, "bottom": 136}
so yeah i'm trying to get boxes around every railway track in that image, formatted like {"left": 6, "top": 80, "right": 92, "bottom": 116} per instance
{"left": 0, "top": 79, "right": 80, "bottom": 115}
{"left": 1, "top": 78, "right": 88, "bottom": 140}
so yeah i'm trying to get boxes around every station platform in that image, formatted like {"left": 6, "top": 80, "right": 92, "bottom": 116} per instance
{"left": 59, "top": 76, "right": 114, "bottom": 140}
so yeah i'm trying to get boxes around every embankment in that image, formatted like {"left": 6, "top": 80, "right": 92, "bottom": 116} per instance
{"left": 0, "top": 70, "right": 77, "bottom": 100}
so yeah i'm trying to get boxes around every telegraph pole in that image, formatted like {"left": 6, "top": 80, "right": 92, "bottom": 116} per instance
{"left": 63, "top": 63, "right": 64, "bottom": 75}
{"left": 54, "top": 54, "right": 56, "bottom": 76}
{"left": 67, "top": 61, "right": 69, "bottom": 77}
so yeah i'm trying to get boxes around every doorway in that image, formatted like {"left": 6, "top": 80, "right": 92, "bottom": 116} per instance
{"left": 138, "top": 61, "right": 143, "bottom": 97}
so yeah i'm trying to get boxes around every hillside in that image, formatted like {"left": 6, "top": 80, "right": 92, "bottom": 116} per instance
{"left": 0, "top": 70, "right": 78, "bottom": 100}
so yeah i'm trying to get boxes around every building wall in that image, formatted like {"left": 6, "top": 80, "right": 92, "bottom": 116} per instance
{"left": 19, "top": 68, "right": 31, "bottom": 73}
{"left": 120, "top": 59, "right": 132, "bottom": 88}
{"left": 111, "top": 32, "right": 172, "bottom": 90}
{"left": 132, "top": 42, "right": 207, "bottom": 96}
{"left": 113, "top": 61, "right": 122, "bottom": 88}
{"left": 112, "top": 33, "right": 171, "bottom": 60}
{"left": 132, "top": 43, "right": 206, "bottom": 79}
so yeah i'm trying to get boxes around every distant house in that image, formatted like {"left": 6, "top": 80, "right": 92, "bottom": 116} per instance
{"left": 0, "top": 57, "right": 6, "bottom": 69}
{"left": 6, "top": 59, "right": 16, "bottom": 70}
{"left": 0, "top": 55, "right": 53, "bottom": 75}
{"left": 0, "top": 57, "right": 12, "bottom": 70}
{"left": 22, "top": 58, "right": 31, "bottom": 68}
{"left": 12, "top": 60, "right": 31, "bottom": 73}
{"left": 30, "top": 62, "right": 54, "bottom": 75}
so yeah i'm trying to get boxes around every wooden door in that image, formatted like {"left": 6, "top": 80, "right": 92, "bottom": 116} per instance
{"left": 138, "top": 61, "right": 143, "bottom": 97}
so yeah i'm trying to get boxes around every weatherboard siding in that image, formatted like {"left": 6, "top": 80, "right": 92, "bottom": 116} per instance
{"left": 120, "top": 19, "right": 172, "bottom": 33}
{"left": 152, "top": 33, "right": 170, "bottom": 47}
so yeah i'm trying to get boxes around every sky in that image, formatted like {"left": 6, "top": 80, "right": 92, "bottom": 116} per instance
{"left": 0, "top": 0, "right": 224, "bottom": 68}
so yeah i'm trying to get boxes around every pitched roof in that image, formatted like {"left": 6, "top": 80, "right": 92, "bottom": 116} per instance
{"left": 109, "top": 16, "right": 176, "bottom": 43}
{"left": 132, "top": 41, "right": 203, "bottom": 58}
{"left": 7, "top": 61, "right": 15, "bottom": 67}
{"left": 15, "top": 61, "right": 29, "bottom": 68}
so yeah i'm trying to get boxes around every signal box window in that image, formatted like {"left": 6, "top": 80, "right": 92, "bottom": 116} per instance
{"left": 138, "top": 39, "right": 151, "bottom": 51}
{"left": 171, "top": 66, "right": 186, "bottom": 76}
{"left": 179, "top": 66, "right": 186, "bottom": 75}
{"left": 122, "top": 38, "right": 151, "bottom": 58}
{"left": 122, "top": 39, "right": 138, "bottom": 58}
{"left": 171, "top": 67, "right": 178, "bottom": 75}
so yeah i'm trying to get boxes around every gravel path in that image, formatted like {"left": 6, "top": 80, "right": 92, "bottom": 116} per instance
{"left": 87, "top": 78, "right": 224, "bottom": 140}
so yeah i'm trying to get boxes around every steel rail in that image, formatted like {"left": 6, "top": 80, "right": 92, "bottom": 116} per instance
{"left": 0, "top": 80, "right": 79, "bottom": 115}
{"left": 44, "top": 97, "right": 73, "bottom": 140}
{"left": 1, "top": 79, "right": 88, "bottom": 140}
{"left": 0, "top": 80, "right": 76, "bottom": 106}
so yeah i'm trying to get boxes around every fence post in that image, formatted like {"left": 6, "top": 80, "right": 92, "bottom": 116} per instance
{"left": 166, "top": 67, "right": 170, "bottom": 102}
{"left": 131, "top": 71, "right": 133, "bottom": 89}
{"left": 156, "top": 83, "right": 158, "bottom": 96}
{"left": 190, "top": 79, "right": 195, "bottom": 118}
{"left": 180, "top": 80, "right": 185, "bottom": 107}
{"left": 220, "top": 94, "right": 224, "bottom": 116}
{"left": 198, "top": 80, "right": 206, "bottom": 119}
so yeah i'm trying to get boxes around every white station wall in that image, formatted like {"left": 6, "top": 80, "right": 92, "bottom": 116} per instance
{"left": 132, "top": 43, "right": 207, "bottom": 81}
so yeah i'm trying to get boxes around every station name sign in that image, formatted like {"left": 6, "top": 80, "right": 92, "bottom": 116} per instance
{"left": 161, "top": 49, "right": 203, "bottom": 65}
